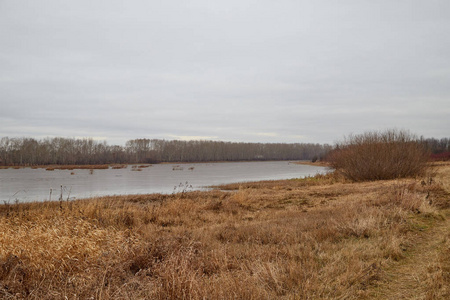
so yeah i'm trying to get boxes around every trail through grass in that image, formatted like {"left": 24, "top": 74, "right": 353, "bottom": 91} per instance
{"left": 365, "top": 164, "right": 450, "bottom": 299}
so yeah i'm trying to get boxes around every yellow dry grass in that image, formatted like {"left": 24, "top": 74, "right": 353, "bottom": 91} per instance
{"left": 0, "top": 164, "right": 449, "bottom": 299}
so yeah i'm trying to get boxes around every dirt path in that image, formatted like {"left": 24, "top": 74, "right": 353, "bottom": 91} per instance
{"left": 365, "top": 212, "right": 449, "bottom": 299}
{"left": 366, "top": 165, "right": 450, "bottom": 300}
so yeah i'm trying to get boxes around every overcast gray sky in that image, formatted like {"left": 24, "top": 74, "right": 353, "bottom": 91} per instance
{"left": 1, "top": 0, "right": 449, "bottom": 145}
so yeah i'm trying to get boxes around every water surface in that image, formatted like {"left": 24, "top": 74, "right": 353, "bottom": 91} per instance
{"left": 0, "top": 161, "right": 327, "bottom": 202}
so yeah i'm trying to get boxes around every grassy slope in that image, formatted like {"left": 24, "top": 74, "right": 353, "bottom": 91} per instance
{"left": 0, "top": 163, "right": 449, "bottom": 299}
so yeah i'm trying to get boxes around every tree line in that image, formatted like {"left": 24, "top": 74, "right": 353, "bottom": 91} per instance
{"left": 2, "top": 136, "right": 447, "bottom": 166}
{"left": 423, "top": 137, "right": 450, "bottom": 154}
{"left": 0, "top": 137, "right": 332, "bottom": 166}
{"left": 423, "top": 137, "right": 450, "bottom": 161}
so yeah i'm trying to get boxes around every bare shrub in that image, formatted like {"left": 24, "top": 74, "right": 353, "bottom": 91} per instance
{"left": 327, "top": 129, "right": 429, "bottom": 181}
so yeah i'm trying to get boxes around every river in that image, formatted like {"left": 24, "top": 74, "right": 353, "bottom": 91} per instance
{"left": 0, "top": 161, "right": 328, "bottom": 203}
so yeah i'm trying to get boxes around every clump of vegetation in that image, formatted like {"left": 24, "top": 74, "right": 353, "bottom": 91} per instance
{"left": 431, "top": 151, "right": 450, "bottom": 161}
{"left": 111, "top": 164, "right": 127, "bottom": 169}
{"left": 43, "top": 165, "right": 110, "bottom": 170}
{"left": 327, "top": 129, "right": 429, "bottom": 181}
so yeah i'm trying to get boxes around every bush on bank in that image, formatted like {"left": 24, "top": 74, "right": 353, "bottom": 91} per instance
{"left": 327, "top": 129, "right": 429, "bottom": 181}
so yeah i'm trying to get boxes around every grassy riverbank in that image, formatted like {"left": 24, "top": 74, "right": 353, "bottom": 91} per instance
{"left": 1, "top": 163, "right": 449, "bottom": 299}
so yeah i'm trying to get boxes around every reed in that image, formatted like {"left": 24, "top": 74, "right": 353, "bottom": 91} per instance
{"left": 41, "top": 165, "right": 111, "bottom": 170}
{"left": 111, "top": 164, "right": 127, "bottom": 169}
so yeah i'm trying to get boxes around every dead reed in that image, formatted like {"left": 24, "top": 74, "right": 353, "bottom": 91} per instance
{"left": 43, "top": 165, "right": 111, "bottom": 171}
{"left": 111, "top": 164, "right": 127, "bottom": 169}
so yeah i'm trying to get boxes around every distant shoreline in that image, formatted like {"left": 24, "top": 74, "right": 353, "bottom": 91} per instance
{"left": 0, "top": 160, "right": 324, "bottom": 170}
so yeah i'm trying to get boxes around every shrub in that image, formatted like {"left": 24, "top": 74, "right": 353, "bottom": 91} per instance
{"left": 430, "top": 151, "right": 450, "bottom": 161}
{"left": 327, "top": 129, "right": 429, "bottom": 181}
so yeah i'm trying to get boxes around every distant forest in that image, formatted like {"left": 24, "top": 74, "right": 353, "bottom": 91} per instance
{"left": 0, "top": 137, "right": 331, "bottom": 166}
{"left": 425, "top": 137, "right": 450, "bottom": 160}
{"left": 1, "top": 136, "right": 448, "bottom": 166}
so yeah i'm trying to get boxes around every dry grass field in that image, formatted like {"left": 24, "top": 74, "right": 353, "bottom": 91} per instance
{"left": 1, "top": 163, "right": 449, "bottom": 299}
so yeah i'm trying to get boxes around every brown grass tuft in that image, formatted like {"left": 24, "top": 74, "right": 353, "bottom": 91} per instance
{"left": 111, "top": 164, "right": 127, "bottom": 169}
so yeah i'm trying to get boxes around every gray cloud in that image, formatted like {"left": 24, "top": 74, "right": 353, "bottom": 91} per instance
{"left": 1, "top": 0, "right": 449, "bottom": 145}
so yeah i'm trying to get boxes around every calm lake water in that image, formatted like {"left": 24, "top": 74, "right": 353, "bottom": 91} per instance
{"left": 0, "top": 161, "right": 328, "bottom": 203}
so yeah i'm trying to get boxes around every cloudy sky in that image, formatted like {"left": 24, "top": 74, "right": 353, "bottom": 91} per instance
{"left": 1, "top": 0, "right": 449, "bottom": 145}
